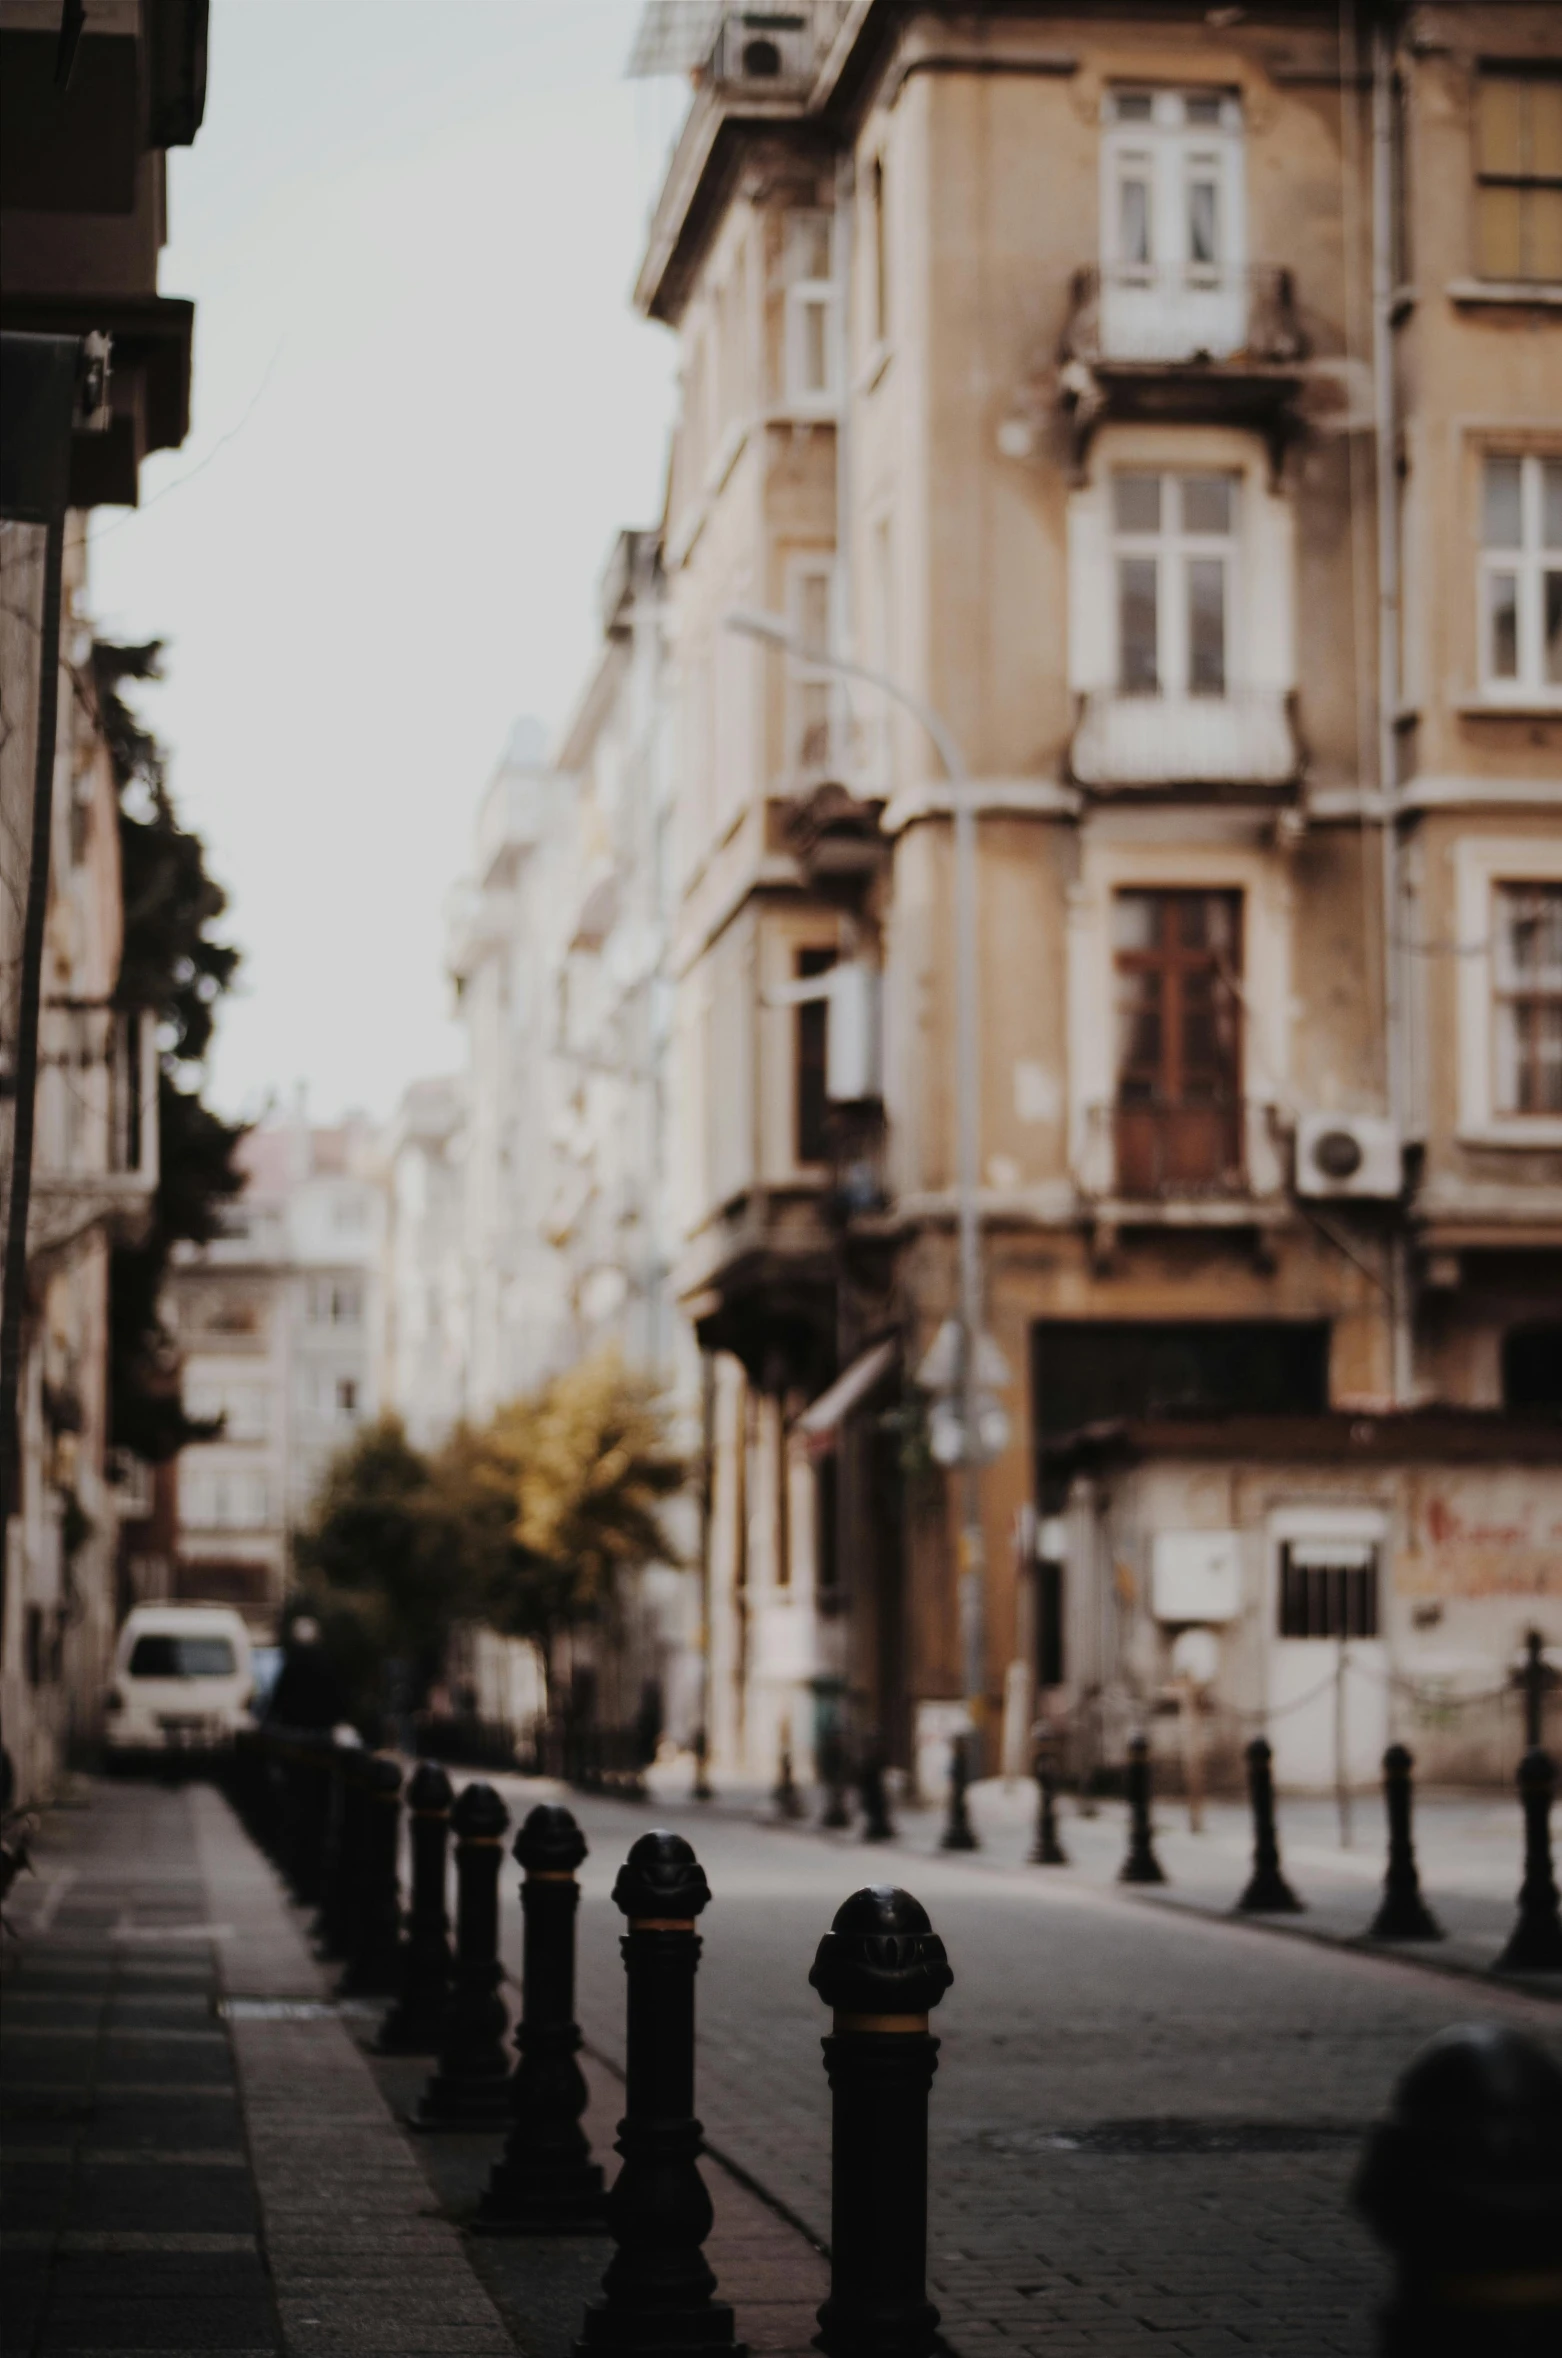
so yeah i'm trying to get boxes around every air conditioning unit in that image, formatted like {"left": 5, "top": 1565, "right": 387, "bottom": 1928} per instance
{"left": 713, "top": 10, "right": 812, "bottom": 86}
{"left": 1294, "top": 1111, "right": 1403, "bottom": 1201}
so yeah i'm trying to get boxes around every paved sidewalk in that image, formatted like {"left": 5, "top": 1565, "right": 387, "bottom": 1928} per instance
{"left": 3, "top": 1779, "right": 830, "bottom": 2358}
{"left": 2, "top": 1777, "right": 282, "bottom": 2358}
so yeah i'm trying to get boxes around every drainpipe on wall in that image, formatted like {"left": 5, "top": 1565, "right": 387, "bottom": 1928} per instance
{"left": 1370, "top": 20, "right": 1412, "bottom": 1406}
{"left": 833, "top": 148, "right": 855, "bottom": 687}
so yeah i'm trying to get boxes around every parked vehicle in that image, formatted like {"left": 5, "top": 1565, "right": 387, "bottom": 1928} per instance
{"left": 104, "top": 1606, "right": 256, "bottom": 1761}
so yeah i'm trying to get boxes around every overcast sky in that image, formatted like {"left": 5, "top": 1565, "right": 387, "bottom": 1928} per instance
{"left": 89, "top": 1, "right": 684, "bottom": 1125}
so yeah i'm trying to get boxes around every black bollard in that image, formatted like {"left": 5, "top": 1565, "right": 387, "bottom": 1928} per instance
{"left": 820, "top": 1728, "right": 851, "bottom": 1831}
{"left": 312, "top": 1733, "right": 363, "bottom": 1961}
{"left": 1119, "top": 1733, "right": 1167, "bottom": 1885}
{"left": 338, "top": 1753, "right": 404, "bottom": 1997}
{"left": 1352, "top": 2023, "right": 1562, "bottom": 2356}
{"left": 479, "top": 1803, "right": 604, "bottom": 2231}
{"left": 773, "top": 1741, "right": 803, "bottom": 1823}
{"left": 1028, "top": 1730, "right": 1068, "bottom": 1867}
{"left": 858, "top": 1747, "right": 895, "bottom": 1844}
{"left": 1495, "top": 1748, "right": 1562, "bottom": 1975}
{"left": 376, "top": 1760, "right": 454, "bottom": 2054}
{"left": 413, "top": 1780, "right": 512, "bottom": 2129}
{"left": 1236, "top": 1737, "right": 1303, "bottom": 1913}
{"left": 692, "top": 1726, "right": 713, "bottom": 1803}
{"left": 1367, "top": 1745, "right": 1443, "bottom": 1941}
{"left": 289, "top": 1733, "right": 333, "bottom": 1910}
{"left": 574, "top": 1830, "right": 740, "bottom": 2358}
{"left": 809, "top": 1885, "right": 954, "bottom": 2358}
{"left": 939, "top": 1732, "right": 978, "bottom": 1853}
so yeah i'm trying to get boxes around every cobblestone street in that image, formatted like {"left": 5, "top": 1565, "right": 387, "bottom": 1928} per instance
{"left": 535, "top": 1784, "right": 1562, "bottom": 2358}
{"left": 4, "top": 1773, "right": 1559, "bottom": 2358}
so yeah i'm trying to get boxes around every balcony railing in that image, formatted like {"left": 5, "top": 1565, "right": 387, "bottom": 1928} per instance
{"left": 1070, "top": 688, "right": 1299, "bottom": 790}
{"left": 1062, "top": 263, "right": 1307, "bottom": 368}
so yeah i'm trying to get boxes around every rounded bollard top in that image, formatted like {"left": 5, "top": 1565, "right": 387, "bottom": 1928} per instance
{"left": 515, "top": 1802, "right": 587, "bottom": 1876}
{"left": 451, "top": 1780, "right": 510, "bottom": 1843}
{"left": 1245, "top": 1736, "right": 1273, "bottom": 1767}
{"left": 809, "top": 1884, "right": 954, "bottom": 2016}
{"left": 407, "top": 1760, "right": 454, "bottom": 1813}
{"left": 1383, "top": 1743, "right": 1413, "bottom": 1774}
{"left": 1518, "top": 1746, "right": 1558, "bottom": 1795}
{"left": 1127, "top": 1732, "right": 1149, "bottom": 1760}
{"left": 611, "top": 1829, "right": 710, "bottom": 1919}
{"left": 365, "top": 1753, "right": 403, "bottom": 1797}
{"left": 1353, "top": 2024, "right": 1562, "bottom": 2269}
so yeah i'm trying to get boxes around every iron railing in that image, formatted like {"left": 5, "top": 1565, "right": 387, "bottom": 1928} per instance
{"left": 1062, "top": 262, "right": 1307, "bottom": 368}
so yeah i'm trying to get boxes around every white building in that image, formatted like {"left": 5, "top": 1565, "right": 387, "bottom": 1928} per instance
{"left": 168, "top": 1118, "right": 381, "bottom": 1626}
{"left": 378, "top": 1076, "right": 467, "bottom": 1450}
{"left": 446, "top": 718, "right": 577, "bottom": 1413}
{"left": 435, "top": 535, "right": 701, "bottom": 1741}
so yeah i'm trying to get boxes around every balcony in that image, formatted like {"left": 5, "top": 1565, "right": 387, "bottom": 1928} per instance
{"left": 28, "top": 1006, "right": 159, "bottom": 1253}
{"left": 1064, "top": 264, "right": 1306, "bottom": 368}
{"left": 1070, "top": 688, "right": 1299, "bottom": 792}
{"left": 1058, "top": 265, "right": 1308, "bottom": 472}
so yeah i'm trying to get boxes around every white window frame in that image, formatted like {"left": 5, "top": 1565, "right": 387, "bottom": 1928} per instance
{"left": 784, "top": 551, "right": 838, "bottom": 775}
{"left": 1099, "top": 87, "right": 1247, "bottom": 357}
{"left": 783, "top": 209, "right": 838, "bottom": 413}
{"left": 1111, "top": 469, "right": 1240, "bottom": 699}
{"left": 1068, "top": 425, "right": 1294, "bottom": 699}
{"left": 1455, "top": 836, "right": 1562, "bottom": 1145}
{"left": 1477, "top": 452, "right": 1562, "bottom": 704}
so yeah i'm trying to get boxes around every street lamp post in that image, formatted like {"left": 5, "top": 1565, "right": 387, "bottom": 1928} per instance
{"left": 723, "top": 610, "right": 989, "bottom": 1760}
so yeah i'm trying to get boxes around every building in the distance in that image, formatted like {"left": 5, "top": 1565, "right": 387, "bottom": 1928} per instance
{"left": 378, "top": 1076, "right": 467, "bottom": 1450}
{"left": 166, "top": 1118, "right": 381, "bottom": 1626}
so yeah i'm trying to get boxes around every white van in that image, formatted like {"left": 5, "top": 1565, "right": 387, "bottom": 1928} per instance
{"left": 105, "top": 1605, "right": 256, "bottom": 1758}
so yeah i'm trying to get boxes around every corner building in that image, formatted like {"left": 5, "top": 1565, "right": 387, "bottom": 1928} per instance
{"left": 635, "top": 3, "right": 1561, "bottom": 1790}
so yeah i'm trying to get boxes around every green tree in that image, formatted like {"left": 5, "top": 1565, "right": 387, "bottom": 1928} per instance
{"left": 293, "top": 1416, "right": 474, "bottom": 1714}
{"left": 94, "top": 641, "right": 245, "bottom": 1459}
{"left": 473, "top": 1352, "right": 686, "bottom": 1705}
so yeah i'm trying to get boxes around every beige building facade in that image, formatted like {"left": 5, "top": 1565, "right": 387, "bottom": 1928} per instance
{"left": 634, "top": 2, "right": 1561, "bottom": 1788}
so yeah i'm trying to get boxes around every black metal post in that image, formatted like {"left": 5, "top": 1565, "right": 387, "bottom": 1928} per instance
{"left": 692, "top": 1726, "right": 713, "bottom": 1803}
{"left": 480, "top": 1803, "right": 604, "bottom": 2231}
{"left": 1028, "top": 1730, "right": 1068, "bottom": 1866}
{"left": 376, "top": 1760, "right": 453, "bottom": 2054}
{"left": 413, "top": 1780, "right": 512, "bottom": 2129}
{"left": 939, "top": 1733, "right": 978, "bottom": 1853}
{"left": 809, "top": 1885, "right": 955, "bottom": 2358}
{"left": 313, "top": 1737, "right": 365, "bottom": 1962}
{"left": 574, "top": 1830, "right": 740, "bottom": 2358}
{"left": 1353, "top": 2023, "right": 1562, "bottom": 2356}
{"left": 1367, "top": 1745, "right": 1442, "bottom": 1941}
{"left": 339, "top": 1754, "right": 403, "bottom": 1996}
{"left": 1236, "top": 1737, "right": 1302, "bottom": 1913}
{"left": 289, "top": 1734, "right": 332, "bottom": 1910}
{"left": 1119, "top": 1733, "right": 1166, "bottom": 1885}
{"left": 858, "top": 1747, "right": 894, "bottom": 1844}
{"left": 773, "top": 1741, "right": 803, "bottom": 1822}
{"left": 821, "top": 1726, "right": 851, "bottom": 1831}
{"left": 1495, "top": 1748, "right": 1562, "bottom": 1975}
{"left": 1520, "top": 1631, "right": 1550, "bottom": 1751}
